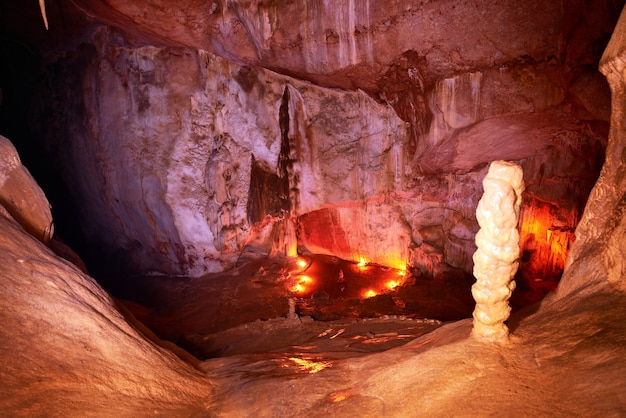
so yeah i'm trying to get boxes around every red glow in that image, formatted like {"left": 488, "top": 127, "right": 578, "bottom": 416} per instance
{"left": 289, "top": 274, "right": 313, "bottom": 294}
{"left": 296, "top": 258, "right": 309, "bottom": 269}
{"left": 329, "top": 391, "right": 351, "bottom": 402}
{"left": 513, "top": 199, "right": 578, "bottom": 306}
{"left": 519, "top": 202, "right": 576, "bottom": 279}
{"left": 286, "top": 357, "right": 332, "bottom": 374}
{"left": 364, "top": 289, "right": 377, "bottom": 298}
{"left": 290, "top": 283, "right": 305, "bottom": 293}
{"left": 297, "top": 275, "right": 312, "bottom": 284}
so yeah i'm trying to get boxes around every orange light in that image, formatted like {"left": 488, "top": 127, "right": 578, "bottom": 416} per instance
{"left": 297, "top": 275, "right": 312, "bottom": 284}
{"left": 296, "top": 258, "right": 308, "bottom": 269}
{"left": 287, "top": 357, "right": 332, "bottom": 374}
{"left": 289, "top": 275, "right": 313, "bottom": 293}
{"left": 398, "top": 270, "right": 406, "bottom": 277}
{"left": 329, "top": 391, "right": 350, "bottom": 402}
{"left": 519, "top": 202, "right": 576, "bottom": 279}
{"left": 364, "top": 289, "right": 377, "bottom": 298}
{"left": 357, "top": 256, "right": 368, "bottom": 270}
{"left": 290, "top": 283, "right": 304, "bottom": 293}
{"left": 385, "top": 280, "right": 400, "bottom": 290}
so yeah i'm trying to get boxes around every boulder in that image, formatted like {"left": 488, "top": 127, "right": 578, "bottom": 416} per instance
{"left": 0, "top": 134, "right": 53, "bottom": 244}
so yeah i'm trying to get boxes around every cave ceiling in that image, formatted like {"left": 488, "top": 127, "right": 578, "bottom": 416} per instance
{"left": 3, "top": 0, "right": 622, "bottom": 95}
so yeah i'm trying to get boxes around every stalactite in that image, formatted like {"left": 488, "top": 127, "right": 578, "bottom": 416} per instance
{"left": 39, "top": 0, "right": 49, "bottom": 30}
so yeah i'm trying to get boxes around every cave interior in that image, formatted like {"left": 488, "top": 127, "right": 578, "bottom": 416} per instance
{"left": 2, "top": 0, "right": 626, "bottom": 415}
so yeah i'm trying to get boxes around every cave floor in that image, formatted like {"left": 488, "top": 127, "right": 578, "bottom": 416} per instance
{"left": 110, "top": 254, "right": 477, "bottom": 356}
{"left": 102, "top": 253, "right": 626, "bottom": 417}
{"left": 110, "top": 254, "right": 551, "bottom": 364}
{"left": 199, "top": 290, "right": 626, "bottom": 417}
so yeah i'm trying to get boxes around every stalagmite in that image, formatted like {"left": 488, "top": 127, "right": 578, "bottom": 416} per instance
{"left": 472, "top": 160, "right": 524, "bottom": 342}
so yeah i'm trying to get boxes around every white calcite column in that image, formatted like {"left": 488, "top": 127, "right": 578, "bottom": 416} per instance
{"left": 472, "top": 160, "right": 524, "bottom": 342}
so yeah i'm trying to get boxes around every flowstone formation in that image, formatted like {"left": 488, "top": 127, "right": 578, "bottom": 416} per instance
{"left": 472, "top": 160, "right": 524, "bottom": 342}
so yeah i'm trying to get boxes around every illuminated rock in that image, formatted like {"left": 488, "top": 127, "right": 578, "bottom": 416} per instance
{"left": 20, "top": 0, "right": 611, "bottom": 292}
{"left": 558, "top": 11, "right": 626, "bottom": 296}
{"left": 472, "top": 160, "right": 524, "bottom": 342}
{"left": 0, "top": 209, "right": 211, "bottom": 414}
{"left": 0, "top": 135, "right": 53, "bottom": 244}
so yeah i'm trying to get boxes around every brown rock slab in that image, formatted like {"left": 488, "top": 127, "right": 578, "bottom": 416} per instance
{"left": 0, "top": 135, "right": 53, "bottom": 244}
{"left": 0, "top": 214, "right": 211, "bottom": 415}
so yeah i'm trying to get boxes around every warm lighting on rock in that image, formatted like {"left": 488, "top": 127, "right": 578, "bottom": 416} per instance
{"left": 287, "top": 357, "right": 332, "bottom": 374}
{"left": 386, "top": 257, "right": 409, "bottom": 273}
{"left": 364, "top": 289, "right": 377, "bottom": 298}
{"left": 385, "top": 280, "right": 400, "bottom": 290}
{"left": 297, "top": 275, "right": 312, "bottom": 284}
{"left": 329, "top": 391, "right": 350, "bottom": 403}
{"left": 357, "top": 256, "right": 368, "bottom": 269}
{"left": 290, "top": 283, "right": 304, "bottom": 293}
{"left": 519, "top": 201, "right": 575, "bottom": 282}
{"left": 288, "top": 275, "right": 313, "bottom": 294}
{"left": 296, "top": 258, "right": 309, "bottom": 269}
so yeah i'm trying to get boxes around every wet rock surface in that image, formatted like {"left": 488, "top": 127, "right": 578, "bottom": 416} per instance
{"left": 111, "top": 254, "right": 476, "bottom": 342}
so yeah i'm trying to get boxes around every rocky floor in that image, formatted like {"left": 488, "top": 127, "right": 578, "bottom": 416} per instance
{"left": 3, "top": 214, "right": 626, "bottom": 417}
{"left": 100, "top": 254, "right": 626, "bottom": 417}
{"left": 198, "top": 289, "right": 626, "bottom": 417}
{"left": 109, "top": 254, "right": 475, "bottom": 347}
{"left": 109, "top": 253, "right": 554, "bottom": 361}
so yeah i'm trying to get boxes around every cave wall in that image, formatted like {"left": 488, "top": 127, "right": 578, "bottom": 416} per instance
{"left": 2, "top": 5, "right": 626, "bottom": 413}
{"left": 36, "top": 27, "right": 407, "bottom": 276}
{"left": 556, "top": 11, "right": 626, "bottom": 298}
{"left": 20, "top": 0, "right": 621, "bottom": 284}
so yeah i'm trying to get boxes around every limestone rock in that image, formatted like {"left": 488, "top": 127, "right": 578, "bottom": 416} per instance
{"left": 74, "top": 0, "right": 565, "bottom": 90}
{"left": 21, "top": 0, "right": 619, "bottom": 294}
{"left": 0, "top": 213, "right": 211, "bottom": 415}
{"left": 0, "top": 134, "right": 53, "bottom": 244}
{"left": 557, "top": 10, "right": 626, "bottom": 297}
{"left": 37, "top": 30, "right": 406, "bottom": 276}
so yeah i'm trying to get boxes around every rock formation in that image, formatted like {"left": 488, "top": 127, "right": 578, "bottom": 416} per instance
{"left": 471, "top": 161, "right": 524, "bottom": 342}
{"left": 14, "top": 1, "right": 611, "bottom": 300}
{"left": 0, "top": 136, "right": 212, "bottom": 415}
{"left": 0, "top": 0, "right": 625, "bottom": 416}
{"left": 0, "top": 134, "right": 53, "bottom": 244}
{"left": 557, "top": 6, "right": 626, "bottom": 298}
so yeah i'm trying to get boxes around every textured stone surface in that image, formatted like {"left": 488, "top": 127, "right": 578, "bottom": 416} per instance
{"left": 472, "top": 161, "right": 524, "bottom": 342}
{"left": 0, "top": 213, "right": 212, "bottom": 415}
{"left": 34, "top": 26, "right": 608, "bottom": 286}
{"left": 37, "top": 29, "right": 407, "bottom": 276}
{"left": 0, "top": 2, "right": 626, "bottom": 416}
{"left": 557, "top": 10, "right": 626, "bottom": 297}
{"left": 7, "top": 1, "right": 609, "bottom": 287}
{"left": 0, "top": 135, "right": 53, "bottom": 244}
{"left": 69, "top": 0, "right": 568, "bottom": 89}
